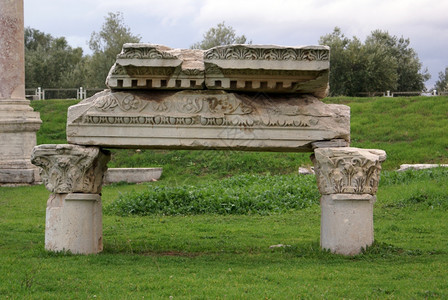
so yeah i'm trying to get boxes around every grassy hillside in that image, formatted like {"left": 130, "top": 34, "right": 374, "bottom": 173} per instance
{"left": 31, "top": 96, "right": 448, "bottom": 179}
{"left": 327, "top": 96, "right": 448, "bottom": 170}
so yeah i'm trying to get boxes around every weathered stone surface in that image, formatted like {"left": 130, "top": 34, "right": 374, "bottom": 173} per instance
{"left": 204, "top": 45, "right": 329, "bottom": 97}
{"left": 320, "top": 194, "right": 376, "bottom": 255}
{"left": 104, "top": 167, "right": 163, "bottom": 184}
{"left": 312, "top": 147, "right": 386, "bottom": 195}
{"left": 0, "top": 0, "right": 25, "bottom": 100}
{"left": 107, "top": 44, "right": 205, "bottom": 90}
{"left": 397, "top": 164, "right": 448, "bottom": 172}
{"left": 45, "top": 193, "right": 102, "bottom": 254}
{"left": 66, "top": 90, "right": 350, "bottom": 151}
{"left": 31, "top": 144, "right": 110, "bottom": 193}
{"left": 0, "top": 0, "right": 42, "bottom": 184}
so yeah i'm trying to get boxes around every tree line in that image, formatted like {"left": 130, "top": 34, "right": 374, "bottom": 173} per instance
{"left": 25, "top": 13, "right": 448, "bottom": 95}
{"left": 25, "top": 12, "right": 140, "bottom": 90}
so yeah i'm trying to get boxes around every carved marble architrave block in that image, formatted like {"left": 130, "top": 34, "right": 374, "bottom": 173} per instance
{"left": 45, "top": 193, "right": 102, "bottom": 254}
{"left": 31, "top": 144, "right": 110, "bottom": 193}
{"left": 66, "top": 90, "right": 350, "bottom": 151}
{"left": 204, "top": 45, "right": 329, "bottom": 97}
{"left": 312, "top": 147, "right": 386, "bottom": 195}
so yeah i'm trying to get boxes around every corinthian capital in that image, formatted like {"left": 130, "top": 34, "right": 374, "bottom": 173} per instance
{"left": 31, "top": 144, "right": 110, "bottom": 193}
{"left": 312, "top": 147, "right": 386, "bottom": 195}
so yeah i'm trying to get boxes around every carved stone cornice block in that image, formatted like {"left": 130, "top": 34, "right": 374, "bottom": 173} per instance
{"left": 31, "top": 144, "right": 110, "bottom": 193}
{"left": 204, "top": 45, "right": 329, "bottom": 97}
{"left": 312, "top": 147, "right": 386, "bottom": 195}
{"left": 105, "top": 43, "right": 329, "bottom": 97}
{"left": 107, "top": 44, "right": 205, "bottom": 90}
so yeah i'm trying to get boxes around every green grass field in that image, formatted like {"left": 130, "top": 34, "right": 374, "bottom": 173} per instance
{"left": 1, "top": 168, "right": 448, "bottom": 298}
{"left": 0, "top": 96, "right": 446, "bottom": 298}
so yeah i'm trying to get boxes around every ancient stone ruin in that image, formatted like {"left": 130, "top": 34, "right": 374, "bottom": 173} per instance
{"left": 31, "top": 43, "right": 386, "bottom": 256}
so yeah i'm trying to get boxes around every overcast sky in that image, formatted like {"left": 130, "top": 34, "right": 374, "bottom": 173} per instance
{"left": 24, "top": 0, "right": 448, "bottom": 89}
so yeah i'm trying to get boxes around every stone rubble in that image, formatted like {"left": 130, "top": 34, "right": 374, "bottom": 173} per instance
{"left": 397, "top": 164, "right": 448, "bottom": 172}
{"left": 103, "top": 167, "right": 163, "bottom": 184}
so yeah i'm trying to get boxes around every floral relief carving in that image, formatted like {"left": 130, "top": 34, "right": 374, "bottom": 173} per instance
{"left": 312, "top": 148, "right": 386, "bottom": 195}
{"left": 95, "top": 93, "right": 148, "bottom": 112}
{"left": 78, "top": 91, "right": 322, "bottom": 129}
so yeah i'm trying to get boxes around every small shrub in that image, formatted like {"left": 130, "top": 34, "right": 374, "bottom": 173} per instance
{"left": 104, "top": 174, "right": 320, "bottom": 216}
{"left": 386, "top": 189, "right": 448, "bottom": 209}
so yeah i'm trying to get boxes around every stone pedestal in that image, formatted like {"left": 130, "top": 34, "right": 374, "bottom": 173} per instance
{"left": 0, "top": 0, "right": 42, "bottom": 184}
{"left": 45, "top": 193, "right": 103, "bottom": 254}
{"left": 312, "top": 147, "right": 386, "bottom": 255}
{"left": 320, "top": 194, "right": 376, "bottom": 255}
{"left": 31, "top": 144, "right": 110, "bottom": 254}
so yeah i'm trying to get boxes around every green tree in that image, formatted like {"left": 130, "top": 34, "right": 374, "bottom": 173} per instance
{"left": 25, "top": 27, "right": 85, "bottom": 89}
{"left": 319, "top": 28, "right": 356, "bottom": 96}
{"left": 191, "top": 21, "right": 250, "bottom": 50}
{"left": 25, "top": 27, "right": 52, "bottom": 51}
{"left": 319, "top": 28, "right": 429, "bottom": 96}
{"left": 365, "top": 30, "right": 429, "bottom": 92}
{"left": 434, "top": 67, "right": 448, "bottom": 92}
{"left": 360, "top": 39, "right": 398, "bottom": 93}
{"left": 86, "top": 12, "right": 141, "bottom": 88}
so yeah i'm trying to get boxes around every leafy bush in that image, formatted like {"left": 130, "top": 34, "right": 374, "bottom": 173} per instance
{"left": 105, "top": 174, "right": 320, "bottom": 216}
{"left": 385, "top": 188, "right": 448, "bottom": 209}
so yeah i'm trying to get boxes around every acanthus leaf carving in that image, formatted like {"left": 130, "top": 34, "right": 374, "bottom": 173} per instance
{"left": 204, "top": 45, "right": 329, "bottom": 62}
{"left": 117, "top": 46, "right": 177, "bottom": 60}
{"left": 31, "top": 144, "right": 110, "bottom": 194}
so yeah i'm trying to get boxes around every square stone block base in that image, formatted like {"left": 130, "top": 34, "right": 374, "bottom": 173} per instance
{"left": 45, "top": 193, "right": 102, "bottom": 254}
{"left": 320, "top": 194, "right": 376, "bottom": 255}
{"left": 0, "top": 168, "right": 35, "bottom": 184}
